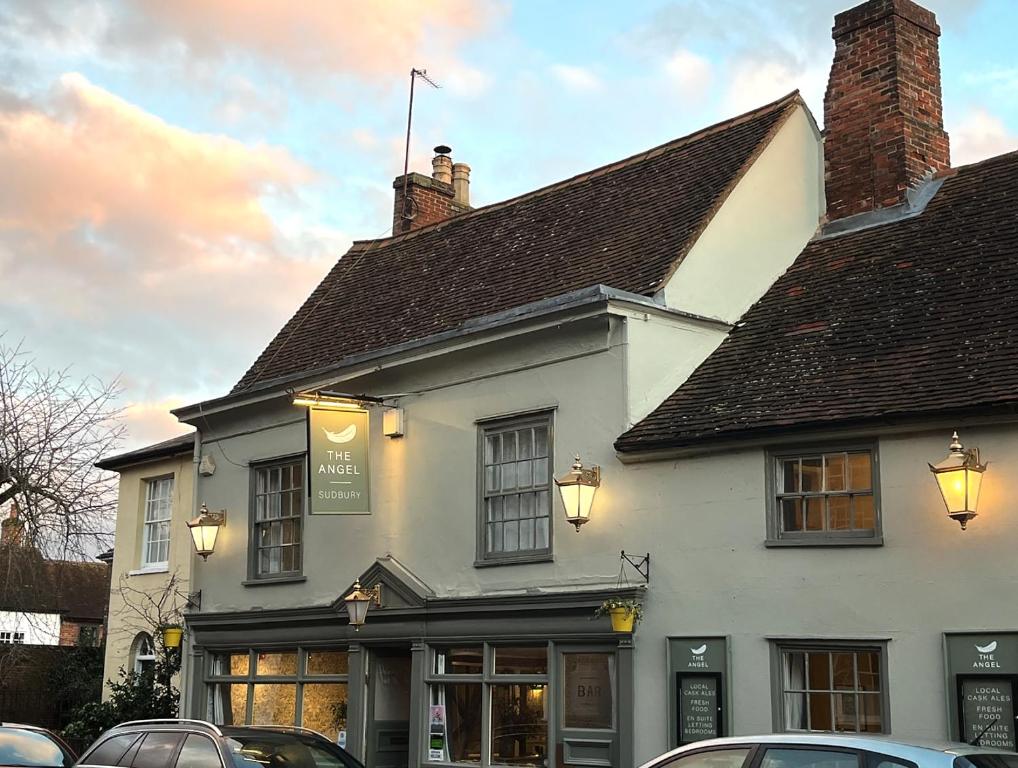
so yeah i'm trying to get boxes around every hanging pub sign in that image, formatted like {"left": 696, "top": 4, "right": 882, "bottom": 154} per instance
{"left": 307, "top": 407, "right": 371, "bottom": 514}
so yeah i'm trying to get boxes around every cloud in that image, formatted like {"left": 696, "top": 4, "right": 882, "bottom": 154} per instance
{"left": 723, "top": 56, "right": 827, "bottom": 114}
{"left": 123, "top": 400, "right": 195, "bottom": 448}
{"left": 663, "top": 50, "right": 712, "bottom": 102}
{"left": 551, "top": 65, "right": 601, "bottom": 93}
{"left": 0, "top": 73, "right": 342, "bottom": 440}
{"left": 3, "top": 1, "right": 498, "bottom": 85}
{"left": 950, "top": 108, "right": 1018, "bottom": 166}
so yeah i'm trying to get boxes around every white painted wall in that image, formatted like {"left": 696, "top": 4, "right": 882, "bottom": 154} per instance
{"left": 618, "top": 305, "right": 730, "bottom": 425}
{"left": 0, "top": 610, "right": 60, "bottom": 645}
{"left": 619, "top": 424, "right": 1018, "bottom": 761}
{"left": 661, "top": 103, "right": 824, "bottom": 322}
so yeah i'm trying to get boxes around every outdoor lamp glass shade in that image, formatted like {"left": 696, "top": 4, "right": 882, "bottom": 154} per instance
{"left": 343, "top": 579, "right": 381, "bottom": 630}
{"left": 555, "top": 455, "right": 601, "bottom": 532}
{"left": 187, "top": 504, "right": 225, "bottom": 559}
{"left": 929, "top": 431, "right": 987, "bottom": 530}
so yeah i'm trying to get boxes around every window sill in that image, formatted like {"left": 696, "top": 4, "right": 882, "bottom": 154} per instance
{"left": 242, "top": 575, "right": 307, "bottom": 587}
{"left": 765, "top": 536, "right": 883, "bottom": 548}
{"left": 474, "top": 553, "right": 554, "bottom": 568}
{"left": 128, "top": 565, "right": 170, "bottom": 576}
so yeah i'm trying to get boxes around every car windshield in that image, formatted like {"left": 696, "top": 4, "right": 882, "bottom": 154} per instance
{"left": 225, "top": 732, "right": 360, "bottom": 768}
{"left": 0, "top": 728, "right": 71, "bottom": 767}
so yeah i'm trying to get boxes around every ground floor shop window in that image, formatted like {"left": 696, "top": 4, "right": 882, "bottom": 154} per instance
{"left": 207, "top": 647, "right": 349, "bottom": 740}
{"left": 776, "top": 643, "right": 887, "bottom": 733}
{"left": 428, "top": 645, "right": 551, "bottom": 767}
{"left": 426, "top": 643, "right": 619, "bottom": 768}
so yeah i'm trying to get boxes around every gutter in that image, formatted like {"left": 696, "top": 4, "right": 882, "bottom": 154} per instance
{"left": 173, "top": 284, "right": 729, "bottom": 422}
{"left": 615, "top": 404, "right": 1018, "bottom": 463}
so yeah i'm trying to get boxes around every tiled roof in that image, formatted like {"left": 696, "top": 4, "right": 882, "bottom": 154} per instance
{"left": 0, "top": 546, "right": 110, "bottom": 621}
{"left": 95, "top": 432, "right": 194, "bottom": 471}
{"left": 233, "top": 93, "right": 801, "bottom": 392}
{"left": 616, "top": 150, "right": 1018, "bottom": 452}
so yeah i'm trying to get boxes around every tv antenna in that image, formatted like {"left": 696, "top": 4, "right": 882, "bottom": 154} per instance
{"left": 400, "top": 68, "right": 441, "bottom": 230}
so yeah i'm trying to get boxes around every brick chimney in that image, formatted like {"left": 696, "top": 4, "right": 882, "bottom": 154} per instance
{"left": 824, "top": 0, "right": 950, "bottom": 221}
{"left": 1, "top": 502, "right": 25, "bottom": 547}
{"left": 392, "top": 145, "right": 471, "bottom": 235}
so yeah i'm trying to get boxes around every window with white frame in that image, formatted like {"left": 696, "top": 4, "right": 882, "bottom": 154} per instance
{"left": 0, "top": 631, "right": 25, "bottom": 644}
{"left": 251, "top": 459, "right": 304, "bottom": 578}
{"left": 769, "top": 447, "right": 880, "bottom": 543}
{"left": 142, "top": 476, "right": 174, "bottom": 566}
{"left": 132, "top": 632, "right": 156, "bottom": 675}
{"left": 479, "top": 414, "right": 553, "bottom": 563}
{"left": 777, "top": 644, "right": 887, "bottom": 733}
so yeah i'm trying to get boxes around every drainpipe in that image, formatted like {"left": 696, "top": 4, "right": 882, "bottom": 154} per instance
{"left": 179, "top": 427, "right": 202, "bottom": 718}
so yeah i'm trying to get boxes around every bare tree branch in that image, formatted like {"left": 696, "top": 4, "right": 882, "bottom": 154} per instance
{"left": 0, "top": 339, "right": 124, "bottom": 558}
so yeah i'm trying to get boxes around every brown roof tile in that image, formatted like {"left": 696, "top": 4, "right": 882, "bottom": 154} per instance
{"left": 616, "top": 150, "right": 1018, "bottom": 452}
{"left": 233, "top": 93, "right": 801, "bottom": 392}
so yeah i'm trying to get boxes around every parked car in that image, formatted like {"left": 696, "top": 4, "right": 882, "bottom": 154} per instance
{"left": 640, "top": 734, "right": 1018, "bottom": 768}
{"left": 0, "top": 723, "right": 76, "bottom": 767}
{"left": 75, "top": 720, "right": 362, "bottom": 768}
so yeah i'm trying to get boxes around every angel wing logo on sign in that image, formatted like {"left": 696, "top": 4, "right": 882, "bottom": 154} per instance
{"left": 323, "top": 424, "right": 357, "bottom": 444}
{"left": 976, "top": 641, "right": 998, "bottom": 654}
{"left": 691, "top": 644, "right": 708, "bottom": 655}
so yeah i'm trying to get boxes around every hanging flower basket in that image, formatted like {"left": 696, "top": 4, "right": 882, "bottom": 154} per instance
{"left": 160, "top": 624, "right": 184, "bottom": 649}
{"left": 593, "top": 599, "right": 644, "bottom": 633}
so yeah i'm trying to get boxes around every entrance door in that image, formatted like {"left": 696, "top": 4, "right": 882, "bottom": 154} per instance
{"left": 367, "top": 650, "right": 412, "bottom": 768}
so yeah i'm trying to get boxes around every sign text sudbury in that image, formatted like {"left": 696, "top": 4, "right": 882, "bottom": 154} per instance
{"left": 308, "top": 407, "right": 370, "bottom": 514}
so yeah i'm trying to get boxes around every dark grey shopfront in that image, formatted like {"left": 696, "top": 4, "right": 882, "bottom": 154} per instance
{"left": 185, "top": 560, "right": 639, "bottom": 768}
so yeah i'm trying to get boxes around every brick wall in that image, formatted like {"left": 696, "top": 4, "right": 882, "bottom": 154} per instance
{"left": 392, "top": 173, "right": 471, "bottom": 235}
{"left": 824, "top": 0, "right": 950, "bottom": 221}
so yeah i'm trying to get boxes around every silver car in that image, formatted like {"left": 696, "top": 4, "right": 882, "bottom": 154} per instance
{"left": 639, "top": 735, "right": 1018, "bottom": 768}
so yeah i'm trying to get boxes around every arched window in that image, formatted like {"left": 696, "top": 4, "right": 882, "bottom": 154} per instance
{"left": 132, "top": 632, "right": 156, "bottom": 676}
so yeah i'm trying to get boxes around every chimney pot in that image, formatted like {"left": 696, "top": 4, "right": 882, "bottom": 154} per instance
{"left": 452, "top": 163, "right": 471, "bottom": 206}
{"left": 432, "top": 152, "right": 453, "bottom": 186}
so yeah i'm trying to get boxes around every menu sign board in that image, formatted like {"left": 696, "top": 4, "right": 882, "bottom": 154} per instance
{"left": 307, "top": 407, "right": 370, "bottom": 514}
{"left": 677, "top": 673, "right": 722, "bottom": 744}
{"left": 668, "top": 637, "right": 728, "bottom": 748}
{"left": 960, "top": 677, "right": 1017, "bottom": 750}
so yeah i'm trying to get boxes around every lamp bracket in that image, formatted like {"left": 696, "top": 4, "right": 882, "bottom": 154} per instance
{"left": 290, "top": 388, "right": 400, "bottom": 409}
{"left": 620, "top": 550, "right": 650, "bottom": 584}
{"left": 367, "top": 583, "right": 383, "bottom": 607}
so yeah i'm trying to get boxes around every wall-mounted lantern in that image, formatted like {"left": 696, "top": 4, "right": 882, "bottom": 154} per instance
{"left": 343, "top": 579, "right": 382, "bottom": 631}
{"left": 555, "top": 455, "right": 601, "bottom": 532}
{"left": 187, "top": 503, "right": 226, "bottom": 560}
{"left": 929, "top": 431, "right": 987, "bottom": 530}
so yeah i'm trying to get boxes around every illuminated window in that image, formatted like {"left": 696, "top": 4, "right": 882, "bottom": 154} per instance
{"left": 768, "top": 446, "right": 881, "bottom": 545}
{"left": 777, "top": 644, "right": 887, "bottom": 733}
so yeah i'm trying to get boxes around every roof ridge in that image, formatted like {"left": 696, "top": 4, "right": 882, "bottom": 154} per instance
{"left": 943, "top": 147, "right": 1018, "bottom": 176}
{"left": 348, "top": 90, "right": 803, "bottom": 253}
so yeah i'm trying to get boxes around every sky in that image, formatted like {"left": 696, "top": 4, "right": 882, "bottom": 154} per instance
{"left": 1, "top": 0, "right": 1016, "bottom": 450}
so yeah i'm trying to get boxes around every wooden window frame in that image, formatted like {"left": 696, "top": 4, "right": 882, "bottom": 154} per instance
{"left": 766, "top": 442, "right": 883, "bottom": 547}
{"left": 769, "top": 640, "right": 890, "bottom": 734}
{"left": 248, "top": 454, "right": 306, "bottom": 582}
{"left": 141, "top": 474, "right": 174, "bottom": 567}
{"left": 475, "top": 410, "right": 556, "bottom": 566}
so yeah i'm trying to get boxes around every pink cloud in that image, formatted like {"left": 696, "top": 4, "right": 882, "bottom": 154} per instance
{"left": 106, "top": 0, "right": 498, "bottom": 82}
{"left": 0, "top": 73, "right": 309, "bottom": 248}
{"left": 950, "top": 108, "right": 1018, "bottom": 166}
{"left": 0, "top": 74, "right": 343, "bottom": 435}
